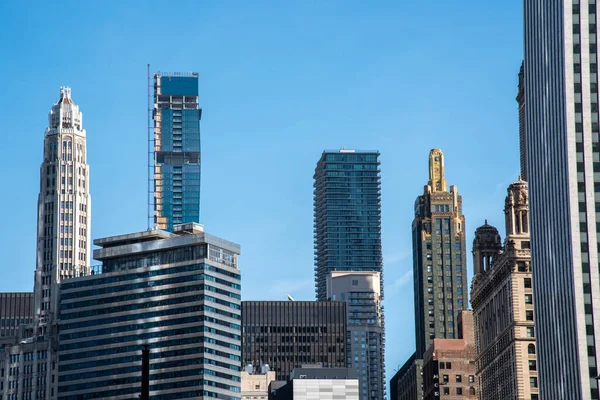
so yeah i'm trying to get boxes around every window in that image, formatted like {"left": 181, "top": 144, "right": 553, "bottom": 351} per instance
{"left": 469, "top": 387, "right": 476, "bottom": 395}
{"left": 529, "top": 360, "right": 537, "bottom": 371}
{"left": 525, "top": 294, "right": 533, "bottom": 305}
{"left": 526, "top": 310, "right": 534, "bottom": 321}
{"left": 456, "top": 375, "right": 462, "bottom": 383}
{"left": 443, "top": 375, "right": 449, "bottom": 383}
{"left": 468, "top": 375, "right": 475, "bottom": 384}
{"left": 443, "top": 387, "right": 450, "bottom": 395}
{"left": 352, "top": 279, "right": 358, "bottom": 286}
{"left": 439, "top": 362, "right": 445, "bottom": 369}
{"left": 528, "top": 344, "right": 536, "bottom": 354}
{"left": 446, "top": 362, "right": 452, "bottom": 369}
{"left": 530, "top": 377, "right": 538, "bottom": 388}
{"left": 457, "top": 387, "right": 463, "bottom": 395}
{"left": 524, "top": 278, "right": 532, "bottom": 288}
{"left": 527, "top": 327, "right": 535, "bottom": 338}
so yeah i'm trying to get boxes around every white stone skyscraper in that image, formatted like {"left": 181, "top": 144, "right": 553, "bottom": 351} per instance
{"left": 525, "top": 1, "right": 600, "bottom": 398}
{"left": 33, "top": 87, "right": 91, "bottom": 334}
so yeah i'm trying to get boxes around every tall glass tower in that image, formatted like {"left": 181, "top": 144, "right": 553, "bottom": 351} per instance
{"left": 314, "top": 149, "right": 385, "bottom": 400}
{"left": 524, "top": 1, "right": 600, "bottom": 398}
{"left": 412, "top": 149, "right": 467, "bottom": 358}
{"left": 150, "top": 72, "right": 202, "bottom": 231}
{"left": 313, "top": 149, "right": 383, "bottom": 300}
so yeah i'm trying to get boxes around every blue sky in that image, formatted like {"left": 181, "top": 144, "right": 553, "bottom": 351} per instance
{"left": 0, "top": 0, "right": 522, "bottom": 384}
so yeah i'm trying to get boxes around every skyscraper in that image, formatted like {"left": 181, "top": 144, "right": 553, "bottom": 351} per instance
{"left": 34, "top": 87, "right": 91, "bottom": 333}
{"left": 471, "top": 179, "right": 537, "bottom": 399}
{"left": 313, "top": 149, "right": 385, "bottom": 400}
{"left": 58, "top": 223, "right": 241, "bottom": 399}
{"left": 241, "top": 301, "right": 347, "bottom": 381}
{"left": 0, "top": 87, "right": 91, "bottom": 400}
{"left": 517, "top": 61, "right": 527, "bottom": 181}
{"left": 313, "top": 149, "right": 382, "bottom": 300}
{"left": 412, "top": 149, "right": 467, "bottom": 357}
{"left": 524, "top": 2, "right": 600, "bottom": 398}
{"left": 150, "top": 72, "right": 202, "bottom": 231}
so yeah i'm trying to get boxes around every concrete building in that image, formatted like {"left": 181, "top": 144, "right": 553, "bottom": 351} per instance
{"left": 470, "top": 179, "right": 538, "bottom": 399}
{"left": 326, "top": 271, "right": 385, "bottom": 399}
{"left": 516, "top": 61, "right": 527, "bottom": 181}
{"left": 524, "top": 1, "right": 600, "bottom": 398}
{"left": 421, "top": 311, "right": 476, "bottom": 400}
{"left": 150, "top": 72, "right": 202, "bottom": 231}
{"left": 389, "top": 352, "right": 423, "bottom": 400}
{"left": 242, "top": 301, "right": 347, "bottom": 382}
{"left": 241, "top": 364, "right": 276, "bottom": 400}
{"left": 313, "top": 149, "right": 386, "bottom": 400}
{"left": 0, "top": 87, "right": 91, "bottom": 400}
{"left": 0, "top": 293, "right": 33, "bottom": 342}
{"left": 413, "top": 149, "right": 468, "bottom": 357}
{"left": 269, "top": 367, "right": 359, "bottom": 400}
{"left": 57, "top": 223, "right": 241, "bottom": 399}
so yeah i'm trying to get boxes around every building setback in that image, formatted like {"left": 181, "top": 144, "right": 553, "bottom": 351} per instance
{"left": 412, "top": 149, "right": 468, "bottom": 357}
{"left": 313, "top": 149, "right": 386, "bottom": 400}
{"left": 524, "top": 1, "right": 600, "bottom": 398}
{"left": 150, "top": 72, "right": 202, "bottom": 231}
{"left": 0, "top": 293, "right": 33, "bottom": 341}
{"left": 241, "top": 301, "right": 347, "bottom": 382}
{"left": 57, "top": 223, "right": 241, "bottom": 399}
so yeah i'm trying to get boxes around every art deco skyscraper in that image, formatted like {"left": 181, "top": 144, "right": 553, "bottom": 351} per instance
{"left": 525, "top": 2, "right": 600, "bottom": 398}
{"left": 150, "top": 72, "right": 202, "bottom": 231}
{"left": 34, "top": 87, "right": 91, "bottom": 333}
{"left": 412, "top": 149, "right": 467, "bottom": 357}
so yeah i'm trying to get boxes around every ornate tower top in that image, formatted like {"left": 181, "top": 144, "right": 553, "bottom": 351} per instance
{"left": 428, "top": 148, "right": 447, "bottom": 192}
{"left": 505, "top": 177, "right": 529, "bottom": 238}
{"left": 46, "top": 86, "right": 84, "bottom": 135}
{"left": 472, "top": 221, "right": 502, "bottom": 275}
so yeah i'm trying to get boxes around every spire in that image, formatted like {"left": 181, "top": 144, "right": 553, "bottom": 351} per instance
{"left": 428, "top": 149, "right": 447, "bottom": 192}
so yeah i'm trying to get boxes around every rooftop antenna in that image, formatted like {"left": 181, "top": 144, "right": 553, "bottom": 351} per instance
{"left": 287, "top": 294, "right": 295, "bottom": 302}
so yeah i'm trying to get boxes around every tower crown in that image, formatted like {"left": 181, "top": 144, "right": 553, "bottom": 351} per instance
{"left": 472, "top": 221, "right": 502, "bottom": 274}
{"left": 504, "top": 177, "right": 529, "bottom": 237}
{"left": 428, "top": 149, "right": 447, "bottom": 192}
{"left": 46, "top": 86, "right": 83, "bottom": 135}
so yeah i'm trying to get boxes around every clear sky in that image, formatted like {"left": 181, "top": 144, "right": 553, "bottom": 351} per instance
{"left": 0, "top": 0, "right": 523, "bottom": 385}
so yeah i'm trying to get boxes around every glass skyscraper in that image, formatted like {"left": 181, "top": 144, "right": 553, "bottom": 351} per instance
{"left": 313, "top": 149, "right": 383, "bottom": 300}
{"left": 150, "top": 72, "right": 202, "bottom": 231}
{"left": 524, "top": 1, "right": 600, "bottom": 398}
{"left": 57, "top": 223, "right": 241, "bottom": 399}
{"left": 313, "top": 149, "right": 385, "bottom": 400}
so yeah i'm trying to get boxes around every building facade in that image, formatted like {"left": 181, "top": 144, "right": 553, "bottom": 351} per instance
{"left": 326, "top": 272, "right": 385, "bottom": 400}
{"left": 269, "top": 367, "right": 359, "bottom": 400}
{"left": 241, "top": 364, "right": 275, "bottom": 400}
{"left": 517, "top": 61, "right": 527, "bottom": 181}
{"left": 313, "top": 149, "right": 383, "bottom": 300}
{"left": 0, "top": 293, "right": 33, "bottom": 341}
{"left": 524, "top": 1, "right": 600, "bottom": 398}
{"left": 151, "top": 72, "right": 202, "bottom": 231}
{"left": 313, "top": 149, "right": 385, "bottom": 400}
{"left": 412, "top": 149, "right": 468, "bottom": 357}
{"left": 0, "top": 87, "right": 92, "bottom": 400}
{"left": 34, "top": 86, "right": 91, "bottom": 333}
{"left": 241, "top": 301, "right": 347, "bottom": 382}
{"left": 389, "top": 352, "right": 423, "bottom": 400}
{"left": 421, "top": 311, "right": 476, "bottom": 400}
{"left": 57, "top": 223, "right": 241, "bottom": 399}
{"left": 470, "top": 179, "right": 538, "bottom": 399}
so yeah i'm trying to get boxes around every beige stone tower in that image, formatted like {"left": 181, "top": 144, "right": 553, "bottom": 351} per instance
{"left": 471, "top": 178, "right": 537, "bottom": 399}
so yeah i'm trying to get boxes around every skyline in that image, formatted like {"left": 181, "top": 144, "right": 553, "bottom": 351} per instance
{"left": 0, "top": 0, "right": 523, "bottom": 386}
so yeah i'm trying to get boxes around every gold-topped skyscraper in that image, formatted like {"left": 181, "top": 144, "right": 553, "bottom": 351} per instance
{"left": 412, "top": 149, "right": 468, "bottom": 357}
